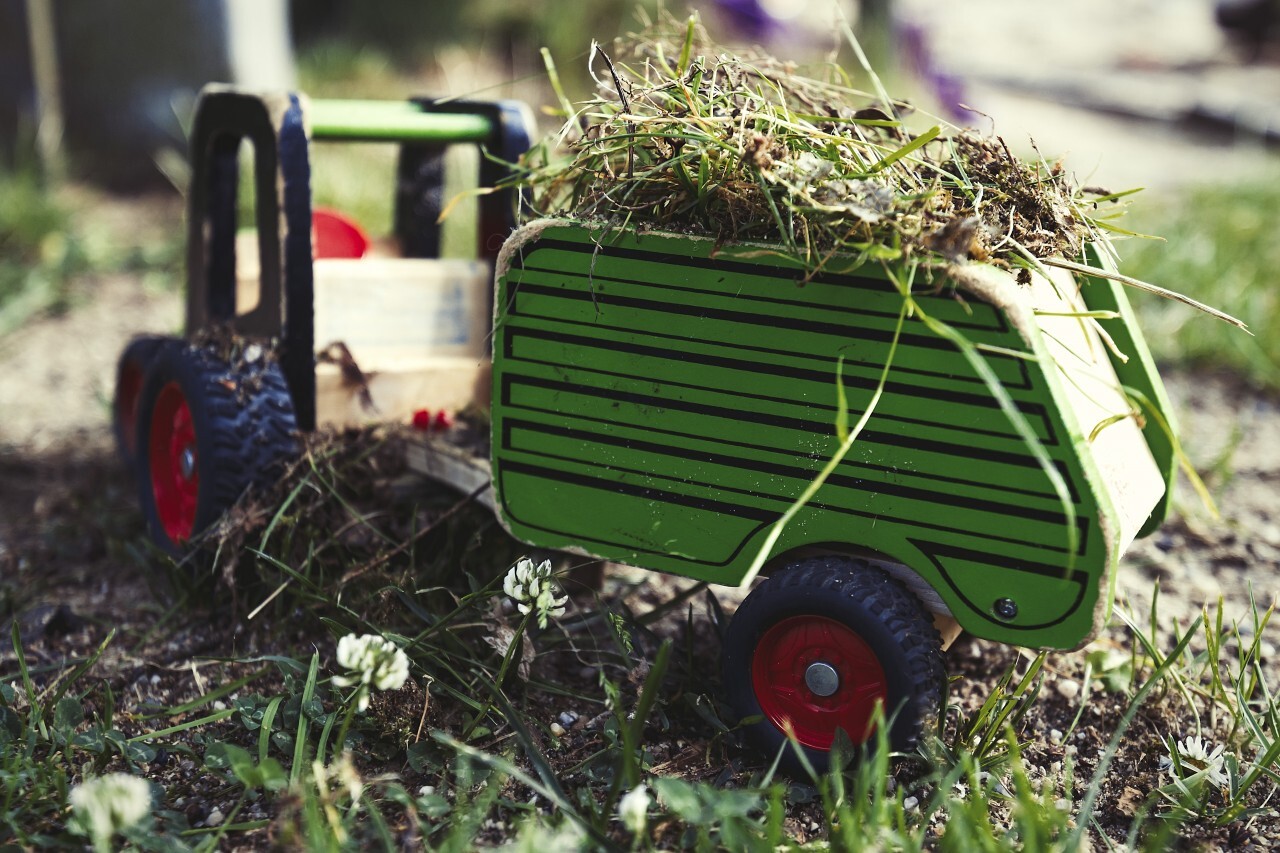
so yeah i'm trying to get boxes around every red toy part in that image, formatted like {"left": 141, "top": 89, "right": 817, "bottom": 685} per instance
{"left": 411, "top": 409, "right": 452, "bottom": 432}
{"left": 149, "top": 383, "right": 200, "bottom": 543}
{"left": 750, "top": 614, "right": 888, "bottom": 750}
{"left": 312, "top": 208, "right": 370, "bottom": 259}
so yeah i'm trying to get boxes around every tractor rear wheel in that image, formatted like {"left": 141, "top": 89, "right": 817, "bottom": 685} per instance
{"left": 135, "top": 343, "right": 298, "bottom": 553}
{"left": 722, "top": 556, "right": 945, "bottom": 774}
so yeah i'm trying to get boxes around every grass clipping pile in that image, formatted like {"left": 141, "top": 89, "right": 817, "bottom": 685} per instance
{"left": 521, "top": 16, "right": 1104, "bottom": 276}
{"left": 518, "top": 13, "right": 1246, "bottom": 334}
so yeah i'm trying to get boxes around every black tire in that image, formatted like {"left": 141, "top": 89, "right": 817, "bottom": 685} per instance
{"left": 135, "top": 343, "right": 298, "bottom": 554}
{"left": 113, "top": 335, "right": 177, "bottom": 477}
{"left": 722, "top": 557, "right": 945, "bottom": 775}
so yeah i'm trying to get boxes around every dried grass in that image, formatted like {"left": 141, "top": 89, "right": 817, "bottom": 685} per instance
{"left": 515, "top": 12, "right": 1113, "bottom": 277}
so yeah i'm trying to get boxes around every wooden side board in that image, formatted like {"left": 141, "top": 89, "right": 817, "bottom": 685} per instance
{"left": 315, "top": 357, "right": 489, "bottom": 428}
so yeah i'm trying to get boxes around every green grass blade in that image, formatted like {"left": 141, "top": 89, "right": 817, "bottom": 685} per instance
{"left": 293, "top": 652, "right": 321, "bottom": 784}
{"left": 867, "top": 125, "right": 941, "bottom": 174}
{"left": 129, "top": 708, "right": 237, "bottom": 742}
{"left": 834, "top": 355, "right": 850, "bottom": 443}
{"left": 907, "top": 266, "right": 1080, "bottom": 567}
{"left": 738, "top": 298, "right": 907, "bottom": 588}
{"left": 259, "top": 695, "right": 284, "bottom": 766}
{"left": 1069, "top": 613, "right": 1204, "bottom": 846}
{"left": 142, "top": 667, "right": 269, "bottom": 719}
{"left": 434, "top": 732, "right": 609, "bottom": 846}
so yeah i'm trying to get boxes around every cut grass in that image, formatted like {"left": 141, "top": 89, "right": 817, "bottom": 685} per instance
{"left": 517, "top": 12, "right": 1115, "bottom": 275}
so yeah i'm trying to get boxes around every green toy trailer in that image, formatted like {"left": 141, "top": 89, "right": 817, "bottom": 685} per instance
{"left": 474, "top": 220, "right": 1175, "bottom": 766}
{"left": 114, "top": 88, "right": 1176, "bottom": 772}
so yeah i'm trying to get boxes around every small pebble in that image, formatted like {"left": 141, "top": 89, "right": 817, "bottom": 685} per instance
{"left": 550, "top": 722, "right": 566, "bottom": 737}
{"left": 205, "top": 808, "right": 224, "bottom": 827}
{"left": 213, "top": 700, "right": 227, "bottom": 711}
{"left": 904, "top": 796, "right": 919, "bottom": 810}
{"left": 1055, "top": 679, "right": 1080, "bottom": 700}
{"left": 558, "top": 710, "right": 579, "bottom": 728}
{"left": 1049, "top": 728, "right": 1064, "bottom": 745}
{"left": 419, "top": 785, "right": 435, "bottom": 797}
{"left": 150, "top": 674, "right": 161, "bottom": 686}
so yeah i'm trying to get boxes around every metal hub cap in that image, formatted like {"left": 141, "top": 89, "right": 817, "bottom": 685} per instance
{"left": 804, "top": 661, "right": 840, "bottom": 697}
{"left": 179, "top": 447, "right": 197, "bottom": 480}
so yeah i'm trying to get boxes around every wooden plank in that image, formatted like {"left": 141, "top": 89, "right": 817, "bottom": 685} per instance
{"left": 315, "top": 357, "right": 489, "bottom": 429}
{"left": 404, "top": 436, "right": 494, "bottom": 511}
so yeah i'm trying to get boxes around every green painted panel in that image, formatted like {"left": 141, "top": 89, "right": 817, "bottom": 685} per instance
{"left": 491, "top": 222, "right": 1149, "bottom": 649}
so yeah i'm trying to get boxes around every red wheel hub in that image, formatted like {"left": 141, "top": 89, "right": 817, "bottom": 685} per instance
{"left": 751, "top": 615, "right": 888, "bottom": 750}
{"left": 116, "top": 361, "right": 145, "bottom": 454}
{"left": 149, "top": 383, "right": 199, "bottom": 543}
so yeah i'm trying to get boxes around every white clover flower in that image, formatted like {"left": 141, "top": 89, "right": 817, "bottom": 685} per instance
{"left": 332, "top": 633, "right": 410, "bottom": 712}
{"left": 68, "top": 773, "right": 152, "bottom": 851}
{"left": 1169, "top": 733, "right": 1229, "bottom": 788}
{"left": 617, "top": 784, "right": 650, "bottom": 836}
{"left": 503, "top": 558, "right": 567, "bottom": 629}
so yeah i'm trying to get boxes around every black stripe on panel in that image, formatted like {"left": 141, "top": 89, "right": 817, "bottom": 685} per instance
{"left": 504, "top": 417, "right": 1074, "bottom": 524}
{"left": 506, "top": 324, "right": 1052, "bottom": 435}
{"left": 522, "top": 238, "right": 1013, "bottom": 336}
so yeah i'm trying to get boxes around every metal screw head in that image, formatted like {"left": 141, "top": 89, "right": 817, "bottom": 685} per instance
{"left": 179, "top": 447, "right": 197, "bottom": 480}
{"left": 993, "top": 598, "right": 1018, "bottom": 620}
{"left": 804, "top": 662, "right": 840, "bottom": 697}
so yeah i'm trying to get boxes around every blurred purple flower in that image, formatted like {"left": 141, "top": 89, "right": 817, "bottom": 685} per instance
{"left": 897, "top": 19, "right": 971, "bottom": 123}
{"left": 715, "top": 0, "right": 783, "bottom": 40}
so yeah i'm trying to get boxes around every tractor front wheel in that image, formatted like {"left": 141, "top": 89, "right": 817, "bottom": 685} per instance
{"left": 135, "top": 343, "right": 298, "bottom": 553}
{"left": 722, "top": 557, "right": 945, "bottom": 774}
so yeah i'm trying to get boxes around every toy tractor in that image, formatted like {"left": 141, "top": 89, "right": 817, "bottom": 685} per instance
{"left": 112, "top": 87, "right": 532, "bottom": 549}
{"left": 115, "top": 88, "right": 1176, "bottom": 773}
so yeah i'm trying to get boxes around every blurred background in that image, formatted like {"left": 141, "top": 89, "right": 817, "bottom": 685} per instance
{"left": 1, "top": 0, "right": 1278, "bottom": 453}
